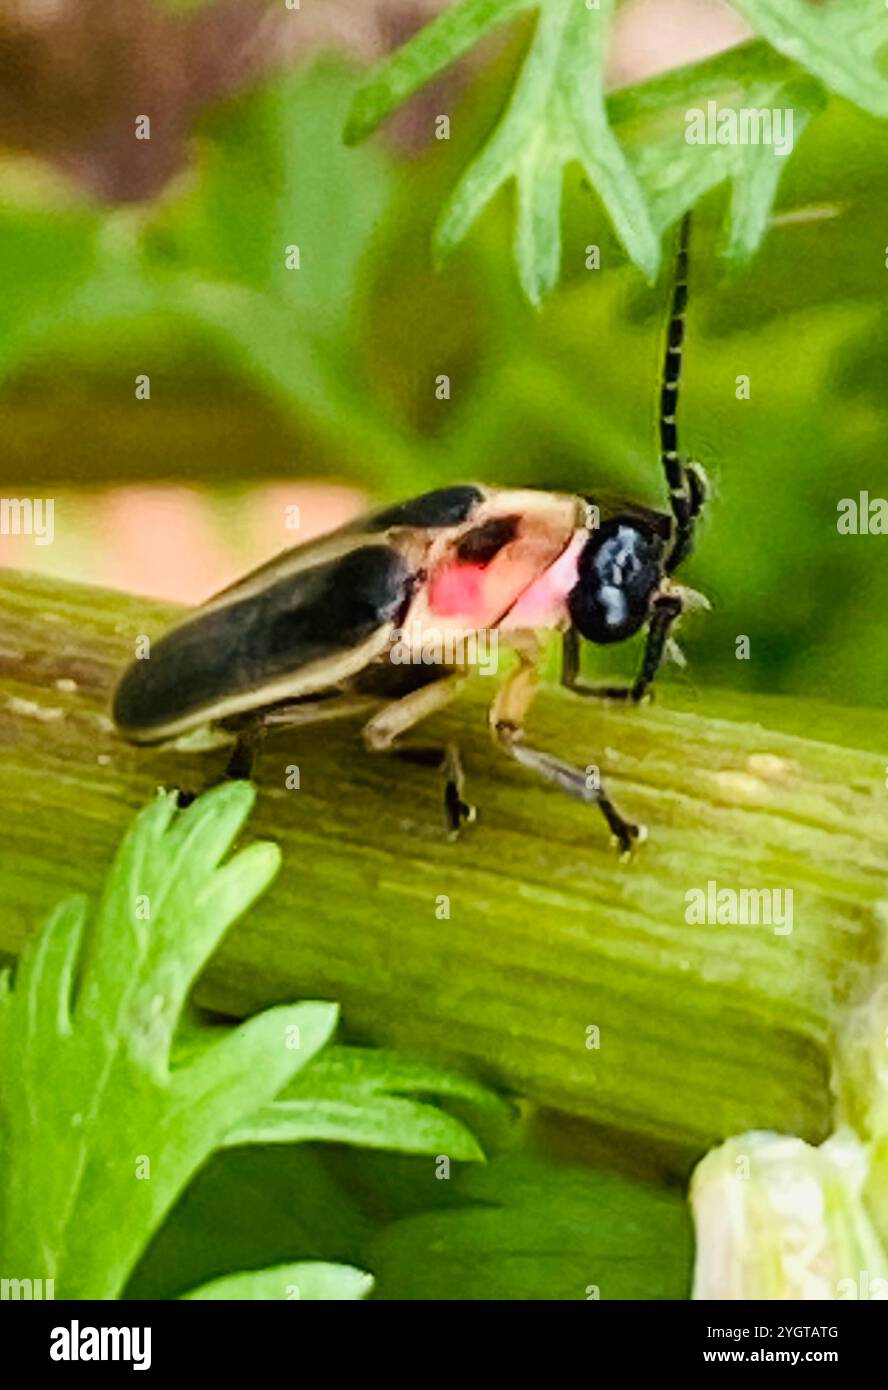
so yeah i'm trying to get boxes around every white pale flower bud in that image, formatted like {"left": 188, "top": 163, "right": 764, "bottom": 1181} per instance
{"left": 691, "top": 1128, "right": 888, "bottom": 1300}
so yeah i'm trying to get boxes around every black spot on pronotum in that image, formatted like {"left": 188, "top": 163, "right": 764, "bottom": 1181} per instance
{"left": 456, "top": 515, "right": 519, "bottom": 564}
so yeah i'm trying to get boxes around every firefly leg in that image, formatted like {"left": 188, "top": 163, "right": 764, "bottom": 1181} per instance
{"left": 225, "top": 722, "right": 268, "bottom": 780}
{"left": 561, "top": 594, "right": 683, "bottom": 704}
{"left": 362, "top": 673, "right": 474, "bottom": 836}
{"left": 492, "top": 637, "right": 643, "bottom": 856}
{"left": 173, "top": 696, "right": 381, "bottom": 805}
{"left": 222, "top": 694, "right": 381, "bottom": 779}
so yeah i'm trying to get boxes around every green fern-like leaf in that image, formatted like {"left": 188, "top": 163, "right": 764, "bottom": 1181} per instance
{"left": 0, "top": 784, "right": 338, "bottom": 1299}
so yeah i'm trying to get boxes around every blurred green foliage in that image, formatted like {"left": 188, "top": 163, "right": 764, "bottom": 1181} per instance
{"left": 348, "top": 2, "right": 887, "bottom": 292}
{"left": 349, "top": 13, "right": 822, "bottom": 294}
{"left": 129, "top": 1144, "right": 691, "bottom": 1300}
{"left": 2, "top": 39, "right": 887, "bottom": 712}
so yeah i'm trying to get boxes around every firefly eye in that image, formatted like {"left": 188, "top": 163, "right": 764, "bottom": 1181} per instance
{"left": 568, "top": 521, "right": 665, "bottom": 645}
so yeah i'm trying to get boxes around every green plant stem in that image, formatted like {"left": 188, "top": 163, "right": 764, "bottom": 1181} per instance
{"left": 1, "top": 570, "right": 887, "bottom": 1170}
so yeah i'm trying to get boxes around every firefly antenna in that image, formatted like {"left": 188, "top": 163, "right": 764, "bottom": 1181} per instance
{"left": 660, "top": 212, "right": 705, "bottom": 572}
{"left": 660, "top": 211, "right": 690, "bottom": 502}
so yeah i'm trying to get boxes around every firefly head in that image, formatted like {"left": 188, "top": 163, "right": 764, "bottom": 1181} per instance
{"left": 567, "top": 518, "right": 667, "bottom": 645}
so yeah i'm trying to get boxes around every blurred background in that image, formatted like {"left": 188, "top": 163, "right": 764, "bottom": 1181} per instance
{"left": 1, "top": 0, "right": 886, "bottom": 710}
